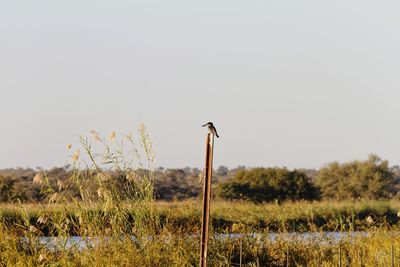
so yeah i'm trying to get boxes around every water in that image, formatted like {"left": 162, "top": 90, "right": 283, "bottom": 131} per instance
{"left": 221, "top": 231, "right": 369, "bottom": 241}
{"left": 31, "top": 231, "right": 371, "bottom": 251}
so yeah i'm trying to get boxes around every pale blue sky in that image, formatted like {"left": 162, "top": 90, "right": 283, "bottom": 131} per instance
{"left": 1, "top": 1, "right": 400, "bottom": 169}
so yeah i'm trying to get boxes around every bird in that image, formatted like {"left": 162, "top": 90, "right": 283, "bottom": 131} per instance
{"left": 202, "top": 122, "right": 219, "bottom": 138}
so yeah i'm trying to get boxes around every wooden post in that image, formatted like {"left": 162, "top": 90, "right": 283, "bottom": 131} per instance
{"left": 199, "top": 133, "right": 214, "bottom": 267}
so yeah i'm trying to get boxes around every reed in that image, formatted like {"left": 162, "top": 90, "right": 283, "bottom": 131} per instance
{"left": 1, "top": 126, "right": 400, "bottom": 266}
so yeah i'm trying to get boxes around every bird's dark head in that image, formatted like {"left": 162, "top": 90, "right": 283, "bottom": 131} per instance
{"left": 202, "top": 122, "right": 213, "bottom": 127}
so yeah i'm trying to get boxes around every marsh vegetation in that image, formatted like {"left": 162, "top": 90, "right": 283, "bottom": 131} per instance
{"left": 1, "top": 127, "right": 400, "bottom": 266}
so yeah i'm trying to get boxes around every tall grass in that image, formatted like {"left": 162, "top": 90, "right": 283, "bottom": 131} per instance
{"left": 2, "top": 125, "right": 400, "bottom": 265}
{"left": 2, "top": 219, "right": 400, "bottom": 266}
{"left": 0, "top": 124, "right": 163, "bottom": 265}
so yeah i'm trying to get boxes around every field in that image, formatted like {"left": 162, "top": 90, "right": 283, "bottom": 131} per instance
{"left": 1, "top": 130, "right": 399, "bottom": 266}
{"left": 1, "top": 200, "right": 400, "bottom": 266}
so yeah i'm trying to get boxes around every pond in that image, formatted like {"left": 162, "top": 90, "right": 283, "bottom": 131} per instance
{"left": 27, "top": 231, "right": 376, "bottom": 251}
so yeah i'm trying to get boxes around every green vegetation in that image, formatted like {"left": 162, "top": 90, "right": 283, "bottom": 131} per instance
{"left": 2, "top": 200, "right": 400, "bottom": 234}
{"left": 1, "top": 201, "right": 400, "bottom": 266}
{"left": 217, "top": 168, "right": 319, "bottom": 202}
{"left": 217, "top": 155, "right": 400, "bottom": 203}
{"left": 316, "top": 154, "right": 399, "bottom": 200}
{"left": 2, "top": 127, "right": 400, "bottom": 265}
{"left": 2, "top": 155, "right": 399, "bottom": 204}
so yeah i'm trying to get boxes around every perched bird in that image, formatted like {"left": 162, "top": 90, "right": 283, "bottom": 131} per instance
{"left": 202, "top": 122, "right": 219, "bottom": 138}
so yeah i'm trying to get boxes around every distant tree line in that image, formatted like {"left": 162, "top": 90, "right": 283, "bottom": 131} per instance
{"left": 218, "top": 155, "right": 400, "bottom": 202}
{"left": 1, "top": 155, "right": 399, "bottom": 203}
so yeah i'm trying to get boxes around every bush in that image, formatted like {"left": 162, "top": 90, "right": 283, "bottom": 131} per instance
{"left": 217, "top": 167, "right": 319, "bottom": 202}
{"left": 316, "top": 154, "right": 398, "bottom": 200}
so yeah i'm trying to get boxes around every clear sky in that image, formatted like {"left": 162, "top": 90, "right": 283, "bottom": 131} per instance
{"left": 1, "top": 1, "right": 400, "bottom": 170}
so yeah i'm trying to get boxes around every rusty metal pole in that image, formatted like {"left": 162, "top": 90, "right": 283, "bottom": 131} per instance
{"left": 199, "top": 133, "right": 214, "bottom": 267}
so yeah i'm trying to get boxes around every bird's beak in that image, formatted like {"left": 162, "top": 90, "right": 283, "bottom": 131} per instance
{"left": 202, "top": 124, "right": 207, "bottom": 127}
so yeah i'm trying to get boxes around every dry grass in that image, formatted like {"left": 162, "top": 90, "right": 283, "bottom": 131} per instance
{"left": 1, "top": 126, "right": 400, "bottom": 266}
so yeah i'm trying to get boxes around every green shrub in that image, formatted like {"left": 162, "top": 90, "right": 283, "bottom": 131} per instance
{"left": 218, "top": 167, "right": 319, "bottom": 202}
